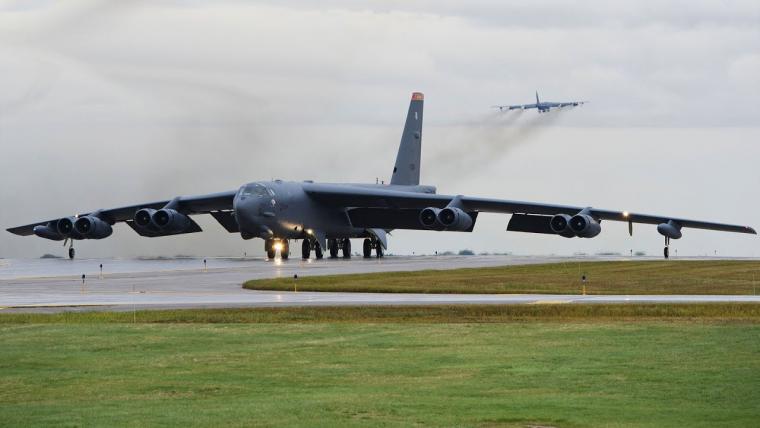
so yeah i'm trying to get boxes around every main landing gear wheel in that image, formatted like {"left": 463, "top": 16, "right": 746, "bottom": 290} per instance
{"left": 363, "top": 239, "right": 372, "bottom": 258}
{"left": 342, "top": 238, "right": 351, "bottom": 258}
{"left": 376, "top": 244, "right": 384, "bottom": 258}
{"left": 315, "top": 242, "right": 324, "bottom": 259}
{"left": 328, "top": 239, "right": 339, "bottom": 258}
{"left": 302, "top": 239, "right": 311, "bottom": 260}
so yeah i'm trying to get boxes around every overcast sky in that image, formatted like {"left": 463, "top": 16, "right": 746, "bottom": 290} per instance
{"left": 0, "top": 0, "right": 758, "bottom": 258}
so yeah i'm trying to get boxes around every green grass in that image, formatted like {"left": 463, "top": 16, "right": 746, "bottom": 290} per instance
{"left": 1, "top": 304, "right": 760, "bottom": 324}
{"left": 1, "top": 318, "right": 758, "bottom": 427}
{"left": 244, "top": 260, "right": 760, "bottom": 295}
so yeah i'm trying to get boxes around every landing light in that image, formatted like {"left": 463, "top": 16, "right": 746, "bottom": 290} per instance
{"left": 623, "top": 211, "right": 629, "bottom": 218}
{"left": 273, "top": 242, "right": 283, "bottom": 251}
{"left": 306, "top": 229, "right": 313, "bottom": 235}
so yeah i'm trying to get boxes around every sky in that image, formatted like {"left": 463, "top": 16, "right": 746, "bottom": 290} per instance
{"left": 0, "top": 0, "right": 758, "bottom": 258}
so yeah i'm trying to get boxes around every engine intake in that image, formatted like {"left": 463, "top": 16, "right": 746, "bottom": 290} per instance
{"left": 419, "top": 207, "right": 442, "bottom": 229}
{"left": 56, "top": 217, "right": 75, "bottom": 236}
{"left": 569, "top": 214, "right": 601, "bottom": 238}
{"left": 550, "top": 214, "right": 575, "bottom": 238}
{"left": 134, "top": 208, "right": 156, "bottom": 228}
{"left": 437, "top": 207, "right": 473, "bottom": 231}
{"left": 74, "top": 216, "right": 113, "bottom": 240}
{"left": 152, "top": 209, "right": 191, "bottom": 233}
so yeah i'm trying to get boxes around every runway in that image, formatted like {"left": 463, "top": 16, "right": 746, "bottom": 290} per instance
{"left": 1, "top": 255, "right": 758, "bottom": 312}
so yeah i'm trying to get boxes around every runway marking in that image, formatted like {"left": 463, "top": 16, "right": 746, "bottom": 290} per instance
{"left": 529, "top": 300, "right": 569, "bottom": 305}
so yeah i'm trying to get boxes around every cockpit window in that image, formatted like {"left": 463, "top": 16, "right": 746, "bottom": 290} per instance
{"left": 240, "top": 183, "right": 269, "bottom": 199}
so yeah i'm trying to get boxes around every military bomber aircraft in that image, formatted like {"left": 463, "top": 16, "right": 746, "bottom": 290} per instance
{"left": 7, "top": 92, "right": 756, "bottom": 260}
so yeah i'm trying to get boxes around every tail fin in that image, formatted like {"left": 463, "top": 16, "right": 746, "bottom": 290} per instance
{"left": 390, "top": 92, "right": 424, "bottom": 186}
{"left": 535, "top": 91, "right": 540, "bottom": 104}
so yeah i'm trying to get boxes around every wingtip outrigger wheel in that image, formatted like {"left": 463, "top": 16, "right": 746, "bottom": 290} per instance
{"left": 663, "top": 236, "right": 670, "bottom": 259}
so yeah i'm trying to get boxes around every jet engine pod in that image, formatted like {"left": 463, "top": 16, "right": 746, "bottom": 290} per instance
{"left": 152, "top": 209, "right": 191, "bottom": 233}
{"left": 437, "top": 207, "right": 473, "bottom": 231}
{"left": 657, "top": 221, "right": 682, "bottom": 239}
{"left": 134, "top": 208, "right": 157, "bottom": 228}
{"left": 419, "top": 207, "right": 442, "bottom": 229}
{"left": 550, "top": 214, "right": 575, "bottom": 238}
{"left": 569, "top": 214, "right": 601, "bottom": 238}
{"left": 74, "top": 216, "right": 113, "bottom": 239}
{"left": 56, "top": 217, "right": 76, "bottom": 236}
{"left": 33, "top": 224, "right": 65, "bottom": 241}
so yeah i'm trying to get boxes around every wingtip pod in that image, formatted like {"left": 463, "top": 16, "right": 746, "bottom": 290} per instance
{"left": 411, "top": 92, "right": 424, "bottom": 101}
{"left": 747, "top": 226, "right": 757, "bottom": 235}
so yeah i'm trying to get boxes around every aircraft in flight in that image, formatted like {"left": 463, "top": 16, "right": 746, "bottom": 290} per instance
{"left": 7, "top": 92, "right": 755, "bottom": 260}
{"left": 494, "top": 91, "right": 586, "bottom": 113}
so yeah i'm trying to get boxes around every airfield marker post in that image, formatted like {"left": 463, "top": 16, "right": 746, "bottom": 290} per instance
{"left": 581, "top": 274, "right": 587, "bottom": 295}
{"left": 81, "top": 274, "right": 86, "bottom": 294}
{"left": 203, "top": 259, "right": 207, "bottom": 272}
{"left": 99, "top": 263, "right": 103, "bottom": 280}
{"left": 294, "top": 274, "right": 298, "bottom": 292}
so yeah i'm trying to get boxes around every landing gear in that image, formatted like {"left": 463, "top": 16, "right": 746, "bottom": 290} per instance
{"left": 315, "top": 243, "right": 323, "bottom": 259}
{"left": 342, "top": 238, "right": 351, "bottom": 258}
{"left": 68, "top": 246, "right": 76, "bottom": 260}
{"left": 265, "top": 239, "right": 289, "bottom": 259}
{"left": 302, "top": 239, "right": 323, "bottom": 260}
{"left": 663, "top": 236, "right": 670, "bottom": 260}
{"left": 362, "top": 238, "right": 384, "bottom": 258}
{"left": 281, "top": 240, "right": 289, "bottom": 260}
{"left": 363, "top": 239, "right": 372, "bottom": 258}
{"left": 328, "top": 239, "right": 339, "bottom": 258}
{"left": 265, "top": 239, "right": 276, "bottom": 259}
{"left": 302, "top": 239, "right": 311, "bottom": 259}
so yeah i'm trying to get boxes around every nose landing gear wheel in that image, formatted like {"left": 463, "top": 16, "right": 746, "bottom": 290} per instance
{"left": 281, "top": 240, "right": 289, "bottom": 260}
{"left": 265, "top": 239, "right": 275, "bottom": 259}
{"left": 342, "top": 238, "right": 351, "bottom": 258}
{"left": 328, "top": 239, "right": 339, "bottom": 258}
{"left": 363, "top": 239, "right": 372, "bottom": 258}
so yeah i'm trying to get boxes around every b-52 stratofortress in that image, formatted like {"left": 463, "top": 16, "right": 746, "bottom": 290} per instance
{"left": 7, "top": 92, "right": 755, "bottom": 260}
{"left": 494, "top": 91, "right": 586, "bottom": 113}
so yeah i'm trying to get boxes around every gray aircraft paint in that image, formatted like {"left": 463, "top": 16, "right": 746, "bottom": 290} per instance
{"left": 5, "top": 92, "right": 756, "bottom": 259}
{"left": 391, "top": 92, "right": 424, "bottom": 186}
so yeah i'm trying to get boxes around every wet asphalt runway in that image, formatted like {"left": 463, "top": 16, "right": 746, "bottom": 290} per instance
{"left": 1, "top": 255, "right": 758, "bottom": 312}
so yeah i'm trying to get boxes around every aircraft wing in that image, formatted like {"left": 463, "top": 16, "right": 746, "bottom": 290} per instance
{"left": 303, "top": 183, "right": 756, "bottom": 235}
{"left": 6, "top": 190, "right": 237, "bottom": 236}
{"left": 493, "top": 104, "right": 538, "bottom": 111}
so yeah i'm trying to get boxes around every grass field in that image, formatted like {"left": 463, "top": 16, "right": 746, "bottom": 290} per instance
{"left": 1, "top": 305, "right": 760, "bottom": 427}
{"left": 244, "top": 260, "right": 760, "bottom": 295}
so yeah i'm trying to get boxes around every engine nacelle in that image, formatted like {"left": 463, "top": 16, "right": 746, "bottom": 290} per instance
{"left": 437, "top": 207, "right": 473, "bottom": 231}
{"left": 134, "top": 208, "right": 157, "bottom": 229}
{"left": 33, "top": 224, "right": 65, "bottom": 241}
{"left": 419, "top": 207, "right": 443, "bottom": 229}
{"left": 550, "top": 214, "right": 575, "bottom": 238}
{"left": 56, "top": 217, "right": 76, "bottom": 236}
{"left": 569, "top": 214, "right": 602, "bottom": 238}
{"left": 152, "top": 209, "right": 191, "bottom": 233}
{"left": 657, "top": 221, "right": 682, "bottom": 239}
{"left": 74, "top": 216, "right": 113, "bottom": 240}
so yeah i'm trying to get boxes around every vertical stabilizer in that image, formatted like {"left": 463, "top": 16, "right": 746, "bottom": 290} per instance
{"left": 390, "top": 92, "right": 424, "bottom": 185}
{"left": 535, "top": 91, "right": 540, "bottom": 104}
